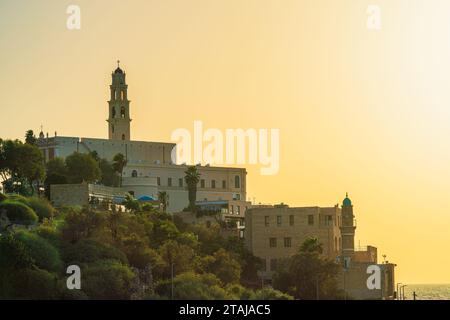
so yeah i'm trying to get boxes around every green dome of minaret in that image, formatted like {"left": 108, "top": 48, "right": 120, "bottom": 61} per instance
{"left": 343, "top": 192, "right": 352, "bottom": 206}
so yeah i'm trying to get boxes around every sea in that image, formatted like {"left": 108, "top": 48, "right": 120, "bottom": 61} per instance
{"left": 403, "top": 284, "right": 450, "bottom": 300}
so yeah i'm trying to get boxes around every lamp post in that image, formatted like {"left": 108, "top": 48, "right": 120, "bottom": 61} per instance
{"left": 401, "top": 285, "right": 408, "bottom": 300}
{"left": 396, "top": 283, "right": 402, "bottom": 300}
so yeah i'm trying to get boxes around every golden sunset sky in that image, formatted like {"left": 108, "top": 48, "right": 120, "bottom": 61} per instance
{"left": 1, "top": 0, "right": 450, "bottom": 284}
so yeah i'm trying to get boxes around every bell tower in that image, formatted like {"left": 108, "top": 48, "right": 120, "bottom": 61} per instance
{"left": 107, "top": 60, "right": 131, "bottom": 141}
{"left": 340, "top": 193, "right": 356, "bottom": 267}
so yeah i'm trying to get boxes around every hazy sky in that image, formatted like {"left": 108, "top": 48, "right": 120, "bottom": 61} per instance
{"left": 1, "top": 0, "right": 450, "bottom": 284}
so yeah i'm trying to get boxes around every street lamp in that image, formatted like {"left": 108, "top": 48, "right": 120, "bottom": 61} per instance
{"left": 401, "top": 285, "right": 408, "bottom": 300}
{"left": 396, "top": 283, "right": 402, "bottom": 300}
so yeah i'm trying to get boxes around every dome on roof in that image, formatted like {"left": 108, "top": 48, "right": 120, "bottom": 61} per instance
{"left": 114, "top": 67, "right": 123, "bottom": 74}
{"left": 342, "top": 193, "right": 352, "bottom": 207}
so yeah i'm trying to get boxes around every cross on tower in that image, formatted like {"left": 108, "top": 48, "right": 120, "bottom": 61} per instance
{"left": 117, "top": 60, "right": 120, "bottom": 68}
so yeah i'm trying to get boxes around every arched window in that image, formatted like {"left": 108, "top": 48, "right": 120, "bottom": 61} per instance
{"left": 121, "top": 106, "right": 125, "bottom": 118}
{"left": 112, "top": 107, "right": 116, "bottom": 118}
{"left": 131, "top": 170, "right": 138, "bottom": 178}
{"left": 121, "top": 91, "right": 124, "bottom": 100}
{"left": 122, "top": 134, "right": 126, "bottom": 140}
{"left": 234, "top": 175, "right": 240, "bottom": 188}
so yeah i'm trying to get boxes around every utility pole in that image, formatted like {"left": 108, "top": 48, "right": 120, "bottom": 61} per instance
{"left": 316, "top": 276, "right": 319, "bottom": 300}
{"left": 171, "top": 263, "right": 175, "bottom": 300}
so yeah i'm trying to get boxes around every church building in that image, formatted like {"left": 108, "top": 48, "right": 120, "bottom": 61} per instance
{"left": 38, "top": 63, "right": 249, "bottom": 214}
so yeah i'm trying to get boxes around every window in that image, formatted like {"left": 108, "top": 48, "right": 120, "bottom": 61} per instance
{"left": 121, "top": 106, "right": 125, "bottom": 118}
{"left": 179, "top": 178, "right": 183, "bottom": 187}
{"left": 327, "top": 215, "right": 333, "bottom": 226}
{"left": 230, "top": 205, "right": 234, "bottom": 214}
{"left": 264, "top": 216, "right": 269, "bottom": 227}
{"left": 289, "top": 215, "right": 294, "bottom": 226}
{"left": 222, "top": 180, "right": 226, "bottom": 189}
{"left": 236, "top": 206, "right": 240, "bottom": 215}
{"left": 211, "top": 180, "right": 216, "bottom": 189}
{"left": 335, "top": 237, "right": 338, "bottom": 252}
{"left": 111, "top": 124, "right": 115, "bottom": 133}
{"left": 269, "top": 238, "right": 277, "bottom": 248}
{"left": 277, "top": 215, "right": 282, "bottom": 226}
{"left": 131, "top": 170, "right": 138, "bottom": 178}
{"left": 270, "top": 259, "right": 278, "bottom": 271}
{"left": 168, "top": 178, "right": 172, "bottom": 187}
{"left": 121, "top": 134, "right": 125, "bottom": 140}
{"left": 112, "top": 107, "right": 116, "bottom": 118}
{"left": 284, "top": 237, "right": 292, "bottom": 248}
{"left": 308, "top": 215, "right": 314, "bottom": 226}
{"left": 157, "top": 177, "right": 161, "bottom": 186}
{"left": 121, "top": 91, "right": 124, "bottom": 100}
{"left": 200, "top": 179, "right": 205, "bottom": 188}
{"left": 234, "top": 175, "right": 240, "bottom": 188}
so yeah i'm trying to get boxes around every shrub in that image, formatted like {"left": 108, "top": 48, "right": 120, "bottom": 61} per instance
{"left": 253, "top": 288, "right": 294, "bottom": 300}
{"left": 0, "top": 193, "right": 7, "bottom": 202}
{"left": 26, "top": 197, "right": 55, "bottom": 221}
{"left": 35, "top": 225, "right": 61, "bottom": 249}
{"left": 82, "top": 260, "right": 136, "bottom": 299}
{"left": 155, "top": 272, "right": 231, "bottom": 300}
{"left": 0, "top": 200, "right": 38, "bottom": 225}
{"left": 14, "top": 230, "right": 63, "bottom": 273}
{"left": 63, "top": 239, "right": 128, "bottom": 265}
{"left": 10, "top": 268, "right": 59, "bottom": 299}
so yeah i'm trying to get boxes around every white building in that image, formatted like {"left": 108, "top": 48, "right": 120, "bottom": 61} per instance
{"left": 38, "top": 64, "right": 247, "bottom": 213}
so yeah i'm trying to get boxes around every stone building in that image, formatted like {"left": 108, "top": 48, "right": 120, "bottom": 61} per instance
{"left": 38, "top": 63, "right": 246, "bottom": 213}
{"left": 245, "top": 195, "right": 396, "bottom": 299}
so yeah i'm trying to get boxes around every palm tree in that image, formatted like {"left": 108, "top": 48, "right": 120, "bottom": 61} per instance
{"left": 184, "top": 166, "right": 200, "bottom": 212}
{"left": 158, "top": 191, "right": 169, "bottom": 213}
{"left": 112, "top": 153, "right": 127, "bottom": 187}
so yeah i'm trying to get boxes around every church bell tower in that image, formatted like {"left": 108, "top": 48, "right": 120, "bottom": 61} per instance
{"left": 107, "top": 61, "right": 131, "bottom": 141}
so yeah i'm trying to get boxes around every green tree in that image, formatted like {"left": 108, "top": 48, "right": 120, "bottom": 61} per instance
{"left": 9, "top": 268, "right": 59, "bottom": 300}
{"left": 253, "top": 287, "right": 294, "bottom": 300}
{"left": 198, "top": 249, "right": 241, "bottom": 284}
{"left": 155, "top": 272, "right": 230, "bottom": 300}
{"left": 158, "top": 240, "right": 196, "bottom": 278}
{"left": 0, "top": 200, "right": 38, "bottom": 225}
{"left": 14, "top": 230, "right": 63, "bottom": 273}
{"left": 122, "top": 193, "right": 141, "bottom": 212}
{"left": 61, "top": 208, "right": 106, "bottom": 244}
{"left": 26, "top": 197, "right": 55, "bottom": 221}
{"left": 44, "top": 157, "right": 68, "bottom": 198}
{"left": 65, "top": 152, "right": 101, "bottom": 184}
{"left": 99, "top": 158, "right": 120, "bottom": 187}
{"left": 63, "top": 239, "right": 128, "bottom": 265}
{"left": 272, "top": 237, "right": 342, "bottom": 300}
{"left": 112, "top": 153, "right": 127, "bottom": 187}
{"left": 25, "top": 130, "right": 37, "bottom": 145}
{"left": 0, "top": 235, "right": 34, "bottom": 298}
{"left": 184, "top": 166, "right": 200, "bottom": 212}
{"left": 82, "top": 260, "right": 136, "bottom": 300}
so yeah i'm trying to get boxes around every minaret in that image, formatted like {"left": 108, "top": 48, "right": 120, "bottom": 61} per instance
{"left": 107, "top": 60, "right": 131, "bottom": 141}
{"left": 340, "top": 193, "right": 356, "bottom": 267}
